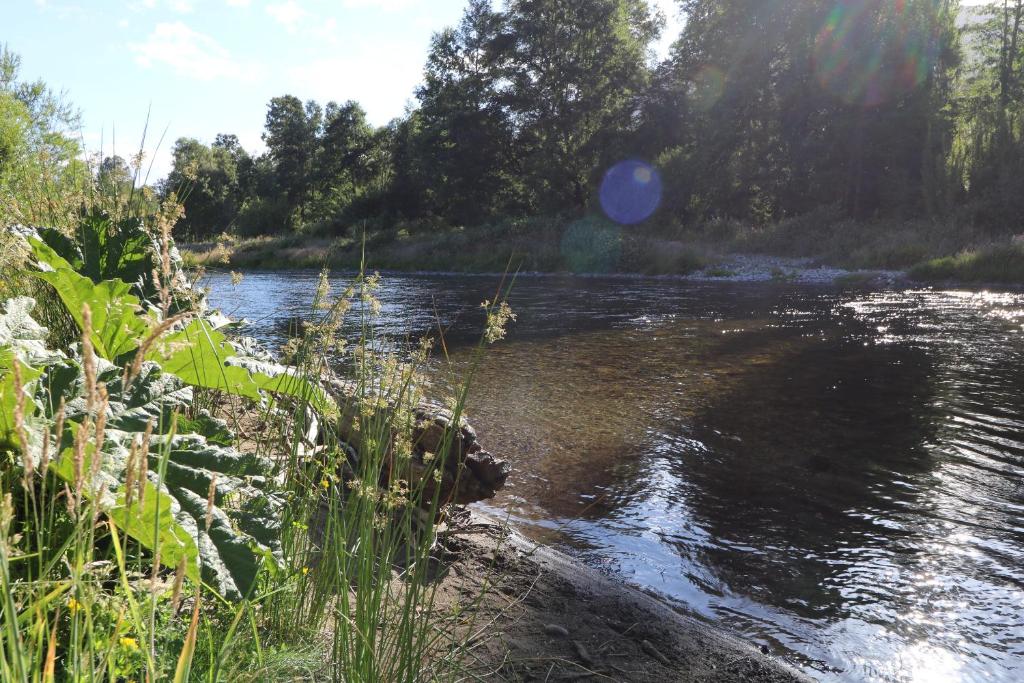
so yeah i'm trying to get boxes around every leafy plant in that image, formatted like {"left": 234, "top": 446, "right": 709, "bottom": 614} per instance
{"left": 36, "top": 209, "right": 159, "bottom": 299}
{"left": 1, "top": 293, "right": 282, "bottom": 598}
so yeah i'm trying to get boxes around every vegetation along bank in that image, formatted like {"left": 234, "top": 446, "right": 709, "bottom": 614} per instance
{"left": 159, "top": 0, "right": 1024, "bottom": 283}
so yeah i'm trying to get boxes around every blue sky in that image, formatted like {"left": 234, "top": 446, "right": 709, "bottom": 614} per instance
{"left": 7, "top": 0, "right": 683, "bottom": 182}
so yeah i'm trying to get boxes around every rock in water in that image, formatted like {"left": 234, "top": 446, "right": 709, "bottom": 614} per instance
{"left": 322, "top": 378, "right": 511, "bottom": 508}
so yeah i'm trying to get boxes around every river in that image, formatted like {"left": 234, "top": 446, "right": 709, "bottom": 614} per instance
{"left": 206, "top": 270, "right": 1024, "bottom": 683}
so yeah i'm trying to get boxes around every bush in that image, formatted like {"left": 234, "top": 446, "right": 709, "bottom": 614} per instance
{"left": 910, "top": 244, "right": 1024, "bottom": 284}
{"left": 234, "top": 196, "right": 291, "bottom": 237}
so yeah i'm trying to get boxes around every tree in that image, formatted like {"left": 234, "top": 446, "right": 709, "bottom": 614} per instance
{"left": 410, "top": 0, "right": 662, "bottom": 222}
{"left": 98, "top": 155, "right": 132, "bottom": 197}
{"left": 312, "top": 100, "right": 376, "bottom": 220}
{"left": 956, "top": 0, "right": 1024, "bottom": 226}
{"left": 413, "top": 0, "right": 522, "bottom": 224}
{"left": 657, "top": 0, "right": 959, "bottom": 222}
{"left": 165, "top": 137, "right": 244, "bottom": 239}
{"left": 263, "top": 95, "right": 322, "bottom": 226}
{"left": 0, "top": 43, "right": 85, "bottom": 227}
{"left": 499, "top": 0, "right": 662, "bottom": 213}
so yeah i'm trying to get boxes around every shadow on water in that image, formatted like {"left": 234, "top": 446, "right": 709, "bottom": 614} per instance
{"left": 207, "top": 272, "right": 1024, "bottom": 683}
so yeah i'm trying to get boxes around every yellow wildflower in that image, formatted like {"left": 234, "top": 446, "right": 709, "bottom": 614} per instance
{"left": 119, "top": 637, "right": 139, "bottom": 651}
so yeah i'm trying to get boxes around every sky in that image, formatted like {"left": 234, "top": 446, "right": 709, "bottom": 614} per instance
{"left": 6, "top": 0, "right": 684, "bottom": 182}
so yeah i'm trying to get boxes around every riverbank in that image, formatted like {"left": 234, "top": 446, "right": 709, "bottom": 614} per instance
{"left": 180, "top": 216, "right": 1024, "bottom": 286}
{"left": 433, "top": 510, "right": 812, "bottom": 682}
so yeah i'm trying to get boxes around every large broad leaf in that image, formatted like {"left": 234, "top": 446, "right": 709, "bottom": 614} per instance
{"left": 28, "top": 238, "right": 150, "bottom": 362}
{"left": 155, "top": 432, "right": 281, "bottom": 596}
{"left": 38, "top": 210, "right": 159, "bottom": 300}
{"left": 0, "top": 297, "right": 55, "bottom": 449}
{"left": 148, "top": 319, "right": 338, "bottom": 418}
{"left": 48, "top": 423, "right": 279, "bottom": 599}
{"left": 29, "top": 232, "right": 336, "bottom": 419}
{"left": 0, "top": 297, "right": 65, "bottom": 366}
{"left": 0, "top": 348, "right": 43, "bottom": 450}
{"left": 48, "top": 425, "right": 201, "bottom": 586}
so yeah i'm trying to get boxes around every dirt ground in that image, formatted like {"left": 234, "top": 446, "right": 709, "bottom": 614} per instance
{"left": 431, "top": 511, "right": 813, "bottom": 683}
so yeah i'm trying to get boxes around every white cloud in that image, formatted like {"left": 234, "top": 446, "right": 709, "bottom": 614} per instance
{"left": 129, "top": 21, "right": 260, "bottom": 82}
{"left": 226, "top": 0, "right": 250, "bottom": 6}
{"left": 266, "top": 1, "right": 308, "bottom": 32}
{"left": 32, "top": 0, "right": 87, "bottom": 19}
{"left": 340, "top": 0, "right": 419, "bottom": 10}
{"left": 127, "top": 0, "right": 193, "bottom": 11}
{"left": 288, "top": 45, "right": 423, "bottom": 124}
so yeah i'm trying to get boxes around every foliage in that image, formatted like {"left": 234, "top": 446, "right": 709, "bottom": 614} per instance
{"left": 0, "top": 43, "right": 89, "bottom": 230}
{"left": 910, "top": 242, "right": 1024, "bottom": 283}
{"left": 149, "top": 1, "right": 1020, "bottom": 261}
{"left": 1, "top": 178, "right": 508, "bottom": 679}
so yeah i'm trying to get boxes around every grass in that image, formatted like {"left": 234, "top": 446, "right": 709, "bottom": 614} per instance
{"left": 2, "top": 198, "right": 512, "bottom": 681}
{"left": 181, "top": 216, "right": 709, "bottom": 276}
{"left": 909, "top": 243, "right": 1024, "bottom": 284}
{"left": 181, "top": 204, "right": 1024, "bottom": 284}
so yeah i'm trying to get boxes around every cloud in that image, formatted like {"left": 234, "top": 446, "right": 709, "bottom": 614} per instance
{"left": 340, "top": 0, "right": 420, "bottom": 10}
{"left": 129, "top": 21, "right": 260, "bottom": 82}
{"left": 288, "top": 45, "right": 424, "bottom": 124}
{"left": 266, "top": 1, "right": 308, "bottom": 32}
{"left": 32, "top": 0, "right": 87, "bottom": 19}
{"left": 126, "top": 0, "right": 193, "bottom": 11}
{"left": 226, "top": 0, "right": 251, "bottom": 6}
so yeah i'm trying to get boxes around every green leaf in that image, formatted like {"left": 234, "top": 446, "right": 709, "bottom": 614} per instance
{"left": 48, "top": 424, "right": 277, "bottom": 599}
{"left": 28, "top": 237, "right": 151, "bottom": 362}
{"left": 48, "top": 426, "right": 202, "bottom": 585}
{"left": 0, "top": 297, "right": 52, "bottom": 449}
{"left": 156, "top": 432, "right": 280, "bottom": 597}
{"left": 0, "top": 348, "right": 43, "bottom": 450}
{"left": 0, "top": 297, "right": 64, "bottom": 366}
{"left": 173, "top": 413, "right": 233, "bottom": 447}
{"left": 148, "top": 319, "right": 337, "bottom": 417}
{"left": 39, "top": 209, "right": 159, "bottom": 299}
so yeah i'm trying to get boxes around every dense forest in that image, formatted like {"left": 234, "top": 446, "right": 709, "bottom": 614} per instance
{"left": 152, "top": 0, "right": 1024, "bottom": 242}
{"left": 2, "top": 0, "right": 1023, "bottom": 260}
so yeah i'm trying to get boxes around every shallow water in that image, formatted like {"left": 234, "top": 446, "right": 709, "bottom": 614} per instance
{"left": 207, "top": 271, "right": 1024, "bottom": 682}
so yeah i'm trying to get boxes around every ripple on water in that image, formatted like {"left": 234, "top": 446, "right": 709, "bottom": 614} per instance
{"left": 207, "top": 272, "right": 1024, "bottom": 682}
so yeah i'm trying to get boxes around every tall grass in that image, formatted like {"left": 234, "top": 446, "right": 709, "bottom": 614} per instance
{"left": 2, "top": 153, "right": 511, "bottom": 680}
{"left": 251, "top": 263, "right": 514, "bottom": 682}
{"left": 0, "top": 269, "right": 506, "bottom": 680}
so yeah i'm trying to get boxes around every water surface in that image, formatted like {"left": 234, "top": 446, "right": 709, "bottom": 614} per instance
{"left": 207, "top": 271, "right": 1024, "bottom": 683}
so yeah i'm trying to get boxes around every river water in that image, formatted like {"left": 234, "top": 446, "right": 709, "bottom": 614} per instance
{"left": 206, "top": 271, "right": 1024, "bottom": 683}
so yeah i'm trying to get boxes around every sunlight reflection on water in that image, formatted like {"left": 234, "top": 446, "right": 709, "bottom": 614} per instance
{"left": 207, "top": 272, "right": 1024, "bottom": 682}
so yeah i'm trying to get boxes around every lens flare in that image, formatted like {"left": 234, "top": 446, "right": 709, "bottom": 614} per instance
{"left": 599, "top": 160, "right": 663, "bottom": 225}
{"left": 812, "top": 0, "right": 938, "bottom": 108}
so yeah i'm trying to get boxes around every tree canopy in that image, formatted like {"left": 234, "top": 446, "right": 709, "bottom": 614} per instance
{"left": 159, "top": 0, "right": 1023, "bottom": 240}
